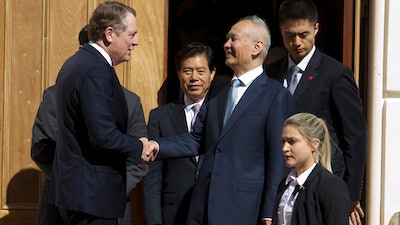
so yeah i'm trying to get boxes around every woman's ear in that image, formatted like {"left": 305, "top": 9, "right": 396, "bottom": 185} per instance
{"left": 311, "top": 139, "right": 320, "bottom": 152}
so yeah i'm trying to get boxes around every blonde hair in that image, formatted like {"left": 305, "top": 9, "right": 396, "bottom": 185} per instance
{"left": 284, "top": 113, "right": 332, "bottom": 172}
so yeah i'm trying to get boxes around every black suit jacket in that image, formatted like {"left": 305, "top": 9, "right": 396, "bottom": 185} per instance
{"left": 266, "top": 48, "right": 367, "bottom": 201}
{"left": 272, "top": 163, "right": 350, "bottom": 225}
{"left": 49, "top": 44, "right": 143, "bottom": 218}
{"left": 143, "top": 98, "right": 203, "bottom": 225}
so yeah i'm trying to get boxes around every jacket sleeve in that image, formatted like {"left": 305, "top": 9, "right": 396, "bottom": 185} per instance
{"left": 31, "top": 86, "right": 57, "bottom": 178}
{"left": 142, "top": 109, "right": 163, "bottom": 225}
{"left": 124, "top": 89, "right": 149, "bottom": 194}
{"left": 262, "top": 87, "right": 293, "bottom": 218}
{"left": 319, "top": 171, "right": 350, "bottom": 225}
{"left": 331, "top": 65, "right": 367, "bottom": 200}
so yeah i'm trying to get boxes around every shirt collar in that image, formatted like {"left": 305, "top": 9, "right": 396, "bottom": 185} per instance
{"left": 184, "top": 95, "right": 205, "bottom": 112}
{"left": 288, "top": 45, "right": 316, "bottom": 72}
{"left": 89, "top": 41, "right": 112, "bottom": 66}
{"left": 233, "top": 65, "right": 263, "bottom": 87}
{"left": 285, "top": 163, "right": 317, "bottom": 186}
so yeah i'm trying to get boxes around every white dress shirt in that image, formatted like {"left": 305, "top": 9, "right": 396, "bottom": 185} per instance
{"left": 230, "top": 65, "right": 264, "bottom": 106}
{"left": 277, "top": 163, "right": 317, "bottom": 225}
{"left": 284, "top": 45, "right": 316, "bottom": 88}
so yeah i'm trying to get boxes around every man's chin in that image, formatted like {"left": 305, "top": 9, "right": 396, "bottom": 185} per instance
{"left": 225, "top": 58, "right": 235, "bottom": 67}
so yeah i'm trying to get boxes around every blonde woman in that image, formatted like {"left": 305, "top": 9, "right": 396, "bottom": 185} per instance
{"left": 272, "top": 113, "right": 349, "bottom": 225}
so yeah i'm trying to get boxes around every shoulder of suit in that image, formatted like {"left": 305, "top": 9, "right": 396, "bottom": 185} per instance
{"left": 43, "top": 85, "right": 56, "bottom": 95}
{"left": 150, "top": 101, "right": 183, "bottom": 114}
{"left": 317, "top": 50, "right": 349, "bottom": 69}
{"left": 78, "top": 44, "right": 113, "bottom": 69}
{"left": 265, "top": 57, "right": 287, "bottom": 80}
{"left": 122, "top": 87, "right": 140, "bottom": 99}
{"left": 312, "top": 164, "right": 344, "bottom": 185}
{"left": 212, "top": 74, "right": 232, "bottom": 86}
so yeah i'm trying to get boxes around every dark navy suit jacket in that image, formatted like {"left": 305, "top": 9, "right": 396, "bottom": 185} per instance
{"left": 49, "top": 44, "right": 143, "bottom": 218}
{"left": 266, "top": 48, "right": 367, "bottom": 201}
{"left": 31, "top": 85, "right": 147, "bottom": 225}
{"left": 156, "top": 72, "right": 293, "bottom": 225}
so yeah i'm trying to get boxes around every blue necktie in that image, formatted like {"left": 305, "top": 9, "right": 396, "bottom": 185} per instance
{"left": 224, "top": 79, "right": 241, "bottom": 126}
{"left": 288, "top": 65, "right": 300, "bottom": 94}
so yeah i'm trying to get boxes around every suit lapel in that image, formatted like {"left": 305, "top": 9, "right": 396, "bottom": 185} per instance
{"left": 293, "top": 50, "right": 322, "bottom": 101}
{"left": 297, "top": 163, "right": 323, "bottom": 198}
{"left": 221, "top": 73, "right": 267, "bottom": 136}
{"left": 169, "top": 99, "right": 202, "bottom": 164}
{"left": 217, "top": 84, "right": 231, "bottom": 133}
{"left": 168, "top": 100, "right": 188, "bottom": 134}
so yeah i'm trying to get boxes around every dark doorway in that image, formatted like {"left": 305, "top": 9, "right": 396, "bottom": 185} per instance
{"left": 162, "top": 0, "right": 345, "bottom": 104}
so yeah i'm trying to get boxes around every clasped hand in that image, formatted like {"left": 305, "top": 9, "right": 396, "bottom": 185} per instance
{"left": 349, "top": 201, "right": 364, "bottom": 225}
{"left": 139, "top": 137, "right": 159, "bottom": 164}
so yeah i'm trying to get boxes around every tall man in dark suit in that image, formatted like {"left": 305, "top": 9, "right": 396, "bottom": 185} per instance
{"left": 265, "top": 0, "right": 367, "bottom": 224}
{"left": 31, "top": 86, "right": 147, "bottom": 225}
{"left": 31, "top": 25, "right": 92, "bottom": 225}
{"left": 143, "top": 42, "right": 216, "bottom": 225}
{"left": 144, "top": 15, "right": 293, "bottom": 225}
{"left": 31, "top": 24, "right": 147, "bottom": 225}
{"left": 48, "top": 2, "right": 148, "bottom": 224}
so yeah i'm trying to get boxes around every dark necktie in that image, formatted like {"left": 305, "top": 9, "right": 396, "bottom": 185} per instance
{"left": 224, "top": 79, "right": 241, "bottom": 126}
{"left": 290, "top": 184, "right": 301, "bottom": 200}
{"left": 286, "top": 180, "right": 301, "bottom": 203}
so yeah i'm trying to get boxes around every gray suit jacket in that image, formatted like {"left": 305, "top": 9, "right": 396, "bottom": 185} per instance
{"left": 120, "top": 88, "right": 148, "bottom": 225}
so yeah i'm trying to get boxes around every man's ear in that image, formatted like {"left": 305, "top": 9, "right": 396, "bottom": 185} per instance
{"left": 104, "top": 26, "right": 114, "bottom": 44}
{"left": 314, "top": 22, "right": 319, "bottom": 36}
{"left": 253, "top": 40, "right": 264, "bottom": 56}
{"left": 210, "top": 67, "right": 217, "bottom": 81}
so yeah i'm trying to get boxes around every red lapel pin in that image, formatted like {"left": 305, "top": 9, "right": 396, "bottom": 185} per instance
{"left": 307, "top": 76, "right": 313, "bottom": 81}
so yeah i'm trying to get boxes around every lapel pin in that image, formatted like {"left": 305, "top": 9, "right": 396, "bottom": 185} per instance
{"left": 307, "top": 76, "right": 313, "bottom": 81}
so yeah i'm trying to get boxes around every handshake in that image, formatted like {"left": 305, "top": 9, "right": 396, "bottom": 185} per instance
{"left": 139, "top": 137, "right": 159, "bottom": 164}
